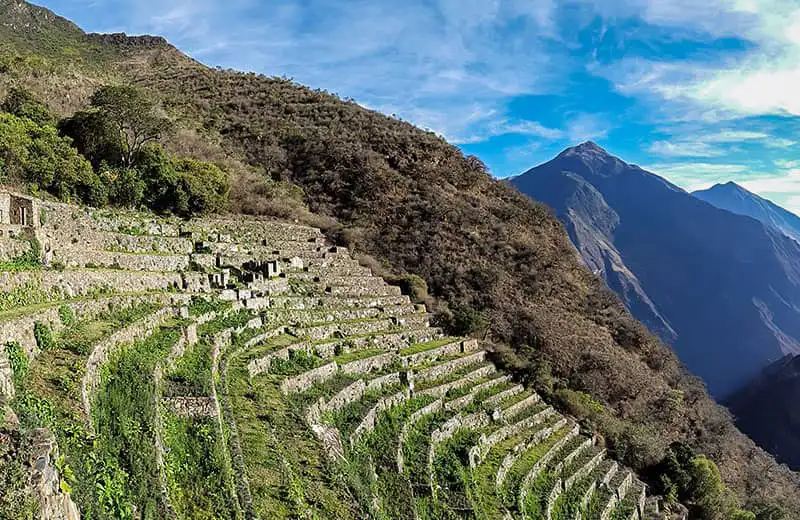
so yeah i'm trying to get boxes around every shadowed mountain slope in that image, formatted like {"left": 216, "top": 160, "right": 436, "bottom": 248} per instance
{"left": 694, "top": 181, "right": 800, "bottom": 244}
{"left": 2, "top": 1, "right": 800, "bottom": 513}
{"left": 512, "top": 142, "right": 800, "bottom": 399}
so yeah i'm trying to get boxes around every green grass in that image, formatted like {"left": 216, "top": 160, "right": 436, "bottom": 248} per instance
{"left": 499, "top": 424, "right": 570, "bottom": 506}
{"left": 400, "top": 337, "right": 459, "bottom": 357}
{"left": 414, "top": 362, "right": 493, "bottom": 392}
{"left": 332, "top": 348, "right": 387, "bottom": 365}
{"left": 223, "top": 342, "right": 363, "bottom": 518}
{"left": 162, "top": 413, "right": 242, "bottom": 519}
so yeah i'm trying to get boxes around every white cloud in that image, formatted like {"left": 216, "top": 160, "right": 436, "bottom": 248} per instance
{"left": 649, "top": 140, "right": 725, "bottom": 158}
{"left": 645, "top": 162, "right": 753, "bottom": 190}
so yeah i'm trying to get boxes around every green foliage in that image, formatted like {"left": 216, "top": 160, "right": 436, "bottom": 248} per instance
{"left": 137, "top": 145, "right": 229, "bottom": 216}
{"left": 58, "top": 304, "right": 75, "bottom": 327}
{"left": 0, "top": 112, "right": 106, "bottom": 204}
{"left": 444, "top": 303, "right": 488, "bottom": 337}
{"left": 91, "top": 325, "right": 182, "bottom": 519}
{"left": 88, "top": 85, "right": 173, "bottom": 167}
{"left": 33, "top": 321, "right": 55, "bottom": 351}
{"left": 1, "top": 86, "right": 55, "bottom": 125}
{"left": 4, "top": 341, "right": 28, "bottom": 391}
{"left": 162, "top": 414, "right": 240, "bottom": 519}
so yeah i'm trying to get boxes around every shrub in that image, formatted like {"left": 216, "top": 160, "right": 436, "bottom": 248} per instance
{"left": 0, "top": 113, "right": 106, "bottom": 204}
{"left": 1, "top": 86, "right": 55, "bottom": 125}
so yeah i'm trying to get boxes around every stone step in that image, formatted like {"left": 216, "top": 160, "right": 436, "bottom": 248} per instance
{"left": 325, "top": 283, "right": 402, "bottom": 297}
{"left": 267, "top": 294, "right": 410, "bottom": 310}
{"left": 416, "top": 366, "right": 503, "bottom": 401}
{"left": 413, "top": 350, "right": 488, "bottom": 384}
{"left": 494, "top": 416, "right": 569, "bottom": 491}
{"left": 516, "top": 422, "right": 580, "bottom": 511}
{"left": 401, "top": 338, "right": 475, "bottom": 366}
{"left": 181, "top": 218, "right": 322, "bottom": 243}
{"left": 41, "top": 228, "right": 194, "bottom": 255}
{"left": 0, "top": 270, "right": 187, "bottom": 313}
{"left": 298, "top": 264, "right": 373, "bottom": 277}
{"left": 289, "top": 317, "right": 395, "bottom": 341}
{"left": 468, "top": 405, "right": 554, "bottom": 467}
{"left": 0, "top": 292, "right": 186, "bottom": 362}
{"left": 52, "top": 247, "right": 190, "bottom": 272}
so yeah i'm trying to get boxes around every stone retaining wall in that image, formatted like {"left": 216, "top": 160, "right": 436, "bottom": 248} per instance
{"left": 0, "top": 292, "right": 184, "bottom": 360}
{"left": 0, "top": 270, "right": 183, "bottom": 302}
{"left": 268, "top": 294, "right": 409, "bottom": 310}
{"left": 500, "top": 392, "right": 541, "bottom": 420}
{"left": 163, "top": 396, "right": 217, "bottom": 418}
{"left": 564, "top": 449, "right": 606, "bottom": 490}
{"left": 397, "top": 399, "right": 443, "bottom": 472}
{"left": 484, "top": 384, "right": 524, "bottom": 408}
{"left": 0, "top": 237, "right": 30, "bottom": 262}
{"left": 350, "top": 389, "right": 410, "bottom": 445}
{"left": 23, "top": 428, "right": 80, "bottom": 520}
{"left": 82, "top": 307, "right": 176, "bottom": 425}
{"left": 53, "top": 248, "right": 190, "bottom": 272}
{"left": 291, "top": 318, "right": 393, "bottom": 341}
{"left": 280, "top": 362, "right": 338, "bottom": 395}
{"left": 341, "top": 352, "right": 398, "bottom": 375}
{"left": 419, "top": 365, "right": 496, "bottom": 401}
{"left": 469, "top": 407, "right": 554, "bottom": 467}
{"left": 518, "top": 423, "right": 580, "bottom": 511}
{"left": 496, "top": 417, "right": 568, "bottom": 490}
{"left": 403, "top": 340, "right": 462, "bottom": 366}
{"left": 326, "top": 284, "right": 402, "bottom": 297}
{"left": 415, "top": 351, "right": 487, "bottom": 383}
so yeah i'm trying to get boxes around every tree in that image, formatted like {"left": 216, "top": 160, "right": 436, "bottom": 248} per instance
{"left": 0, "top": 113, "right": 106, "bottom": 205}
{"left": 89, "top": 85, "right": 172, "bottom": 167}
{"left": 1, "top": 87, "right": 55, "bottom": 126}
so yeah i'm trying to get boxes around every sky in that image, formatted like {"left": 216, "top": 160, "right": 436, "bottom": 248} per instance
{"left": 35, "top": 0, "right": 800, "bottom": 212}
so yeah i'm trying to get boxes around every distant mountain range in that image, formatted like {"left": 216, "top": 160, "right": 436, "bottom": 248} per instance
{"left": 511, "top": 142, "right": 800, "bottom": 399}
{"left": 694, "top": 181, "right": 800, "bottom": 244}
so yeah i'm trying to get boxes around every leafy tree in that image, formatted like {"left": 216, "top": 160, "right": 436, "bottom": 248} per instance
{"left": 0, "top": 113, "right": 106, "bottom": 205}
{"left": 58, "top": 109, "right": 121, "bottom": 169}
{"left": 1, "top": 86, "right": 55, "bottom": 125}
{"left": 88, "top": 85, "right": 172, "bottom": 167}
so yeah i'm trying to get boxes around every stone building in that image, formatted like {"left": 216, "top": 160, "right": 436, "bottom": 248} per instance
{"left": 0, "top": 190, "right": 38, "bottom": 236}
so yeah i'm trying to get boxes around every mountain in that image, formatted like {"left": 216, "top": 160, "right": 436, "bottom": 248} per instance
{"left": 727, "top": 354, "right": 800, "bottom": 470}
{"left": 511, "top": 142, "right": 800, "bottom": 400}
{"left": 3, "top": 1, "right": 800, "bottom": 513}
{"left": 694, "top": 181, "right": 800, "bottom": 244}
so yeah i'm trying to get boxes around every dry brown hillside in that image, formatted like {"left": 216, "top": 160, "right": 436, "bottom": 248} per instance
{"left": 2, "top": 0, "right": 799, "bottom": 514}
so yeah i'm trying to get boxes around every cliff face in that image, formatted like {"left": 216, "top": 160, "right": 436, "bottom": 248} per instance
{"left": 512, "top": 143, "right": 800, "bottom": 399}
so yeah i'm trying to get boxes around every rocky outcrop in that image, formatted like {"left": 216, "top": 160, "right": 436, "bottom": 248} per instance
{"left": 24, "top": 428, "right": 81, "bottom": 520}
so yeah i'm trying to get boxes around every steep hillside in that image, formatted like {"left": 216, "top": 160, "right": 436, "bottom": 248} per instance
{"left": 727, "top": 354, "right": 800, "bottom": 471}
{"left": 0, "top": 193, "right": 680, "bottom": 520}
{"left": 2, "top": 0, "right": 800, "bottom": 514}
{"left": 512, "top": 143, "right": 800, "bottom": 400}
{"left": 693, "top": 182, "right": 800, "bottom": 244}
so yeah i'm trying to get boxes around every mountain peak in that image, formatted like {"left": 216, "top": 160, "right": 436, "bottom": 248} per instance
{"left": 559, "top": 141, "right": 610, "bottom": 158}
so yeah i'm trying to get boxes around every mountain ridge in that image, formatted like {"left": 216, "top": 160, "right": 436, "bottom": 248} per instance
{"left": 2, "top": 2, "right": 800, "bottom": 514}
{"left": 512, "top": 143, "right": 800, "bottom": 399}
{"left": 694, "top": 181, "right": 800, "bottom": 244}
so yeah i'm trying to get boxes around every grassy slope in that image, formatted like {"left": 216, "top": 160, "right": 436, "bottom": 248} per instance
{"left": 2, "top": 0, "right": 799, "bottom": 512}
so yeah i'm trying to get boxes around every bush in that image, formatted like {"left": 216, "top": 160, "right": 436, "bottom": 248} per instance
{"left": 2, "top": 86, "right": 55, "bottom": 126}
{"left": 0, "top": 113, "right": 106, "bottom": 204}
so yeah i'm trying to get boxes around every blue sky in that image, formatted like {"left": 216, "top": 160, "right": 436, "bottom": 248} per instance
{"left": 36, "top": 0, "right": 800, "bottom": 212}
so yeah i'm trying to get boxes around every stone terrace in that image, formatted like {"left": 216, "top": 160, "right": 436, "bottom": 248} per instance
{"left": 0, "top": 193, "right": 682, "bottom": 520}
